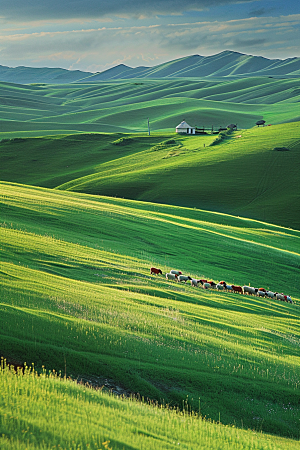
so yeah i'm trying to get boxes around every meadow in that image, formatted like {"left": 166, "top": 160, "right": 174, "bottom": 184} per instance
{"left": 1, "top": 70, "right": 300, "bottom": 448}
{"left": 1, "top": 122, "right": 300, "bottom": 229}
{"left": 1, "top": 182, "right": 300, "bottom": 449}
{"left": 0, "top": 75, "right": 300, "bottom": 139}
{"left": 2, "top": 362, "right": 300, "bottom": 450}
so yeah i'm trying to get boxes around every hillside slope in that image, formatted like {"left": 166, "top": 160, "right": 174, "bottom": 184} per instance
{"left": 1, "top": 76, "right": 300, "bottom": 138}
{"left": 1, "top": 182, "right": 300, "bottom": 440}
{"left": 1, "top": 122, "right": 300, "bottom": 229}
{"left": 2, "top": 364, "right": 300, "bottom": 449}
{"left": 0, "top": 64, "right": 90, "bottom": 84}
{"left": 87, "top": 51, "right": 300, "bottom": 81}
{"left": 1, "top": 51, "right": 300, "bottom": 84}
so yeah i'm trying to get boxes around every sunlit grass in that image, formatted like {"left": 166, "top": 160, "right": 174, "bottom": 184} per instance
{"left": 1, "top": 77, "right": 300, "bottom": 139}
{"left": 2, "top": 362, "right": 299, "bottom": 450}
{"left": 1, "top": 121, "right": 300, "bottom": 229}
{"left": 1, "top": 182, "right": 300, "bottom": 441}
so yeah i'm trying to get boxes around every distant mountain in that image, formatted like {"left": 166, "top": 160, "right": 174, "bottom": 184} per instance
{"left": 89, "top": 51, "right": 300, "bottom": 81}
{"left": 0, "top": 65, "right": 90, "bottom": 84}
{"left": 1, "top": 51, "right": 300, "bottom": 84}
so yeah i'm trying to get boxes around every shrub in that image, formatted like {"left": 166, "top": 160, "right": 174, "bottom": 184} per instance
{"left": 209, "top": 127, "right": 234, "bottom": 146}
{"left": 12, "top": 138, "right": 26, "bottom": 143}
{"left": 273, "top": 147, "right": 289, "bottom": 151}
{"left": 164, "top": 139, "right": 177, "bottom": 145}
{"left": 112, "top": 137, "right": 133, "bottom": 146}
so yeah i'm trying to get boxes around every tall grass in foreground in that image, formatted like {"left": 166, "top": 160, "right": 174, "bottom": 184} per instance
{"left": 1, "top": 361, "right": 299, "bottom": 450}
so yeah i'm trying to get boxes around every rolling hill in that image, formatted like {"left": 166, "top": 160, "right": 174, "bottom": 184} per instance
{"left": 0, "top": 75, "right": 300, "bottom": 138}
{"left": 1, "top": 122, "right": 300, "bottom": 229}
{"left": 84, "top": 51, "right": 300, "bottom": 81}
{"left": 1, "top": 181, "right": 300, "bottom": 447}
{"left": 2, "top": 363, "right": 300, "bottom": 450}
{"left": 1, "top": 49, "right": 300, "bottom": 449}
{"left": 1, "top": 51, "right": 300, "bottom": 85}
{"left": 0, "top": 65, "right": 90, "bottom": 84}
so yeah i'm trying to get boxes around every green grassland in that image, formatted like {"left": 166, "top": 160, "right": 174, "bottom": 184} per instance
{"left": 1, "top": 73, "right": 300, "bottom": 448}
{"left": 1, "top": 182, "right": 300, "bottom": 449}
{"left": 0, "top": 76, "right": 300, "bottom": 138}
{"left": 2, "top": 365, "right": 300, "bottom": 450}
{"left": 1, "top": 122, "right": 300, "bottom": 229}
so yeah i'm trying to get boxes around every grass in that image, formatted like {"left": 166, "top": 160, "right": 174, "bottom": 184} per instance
{"left": 1, "top": 182, "right": 300, "bottom": 446}
{"left": 1, "top": 121, "right": 300, "bottom": 229}
{"left": 1, "top": 363, "right": 300, "bottom": 450}
{"left": 0, "top": 76, "right": 300, "bottom": 139}
{"left": 1, "top": 73, "right": 300, "bottom": 448}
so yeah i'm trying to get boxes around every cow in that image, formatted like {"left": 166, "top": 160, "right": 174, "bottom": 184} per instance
{"left": 225, "top": 284, "right": 233, "bottom": 292}
{"left": 217, "top": 281, "right": 233, "bottom": 291}
{"left": 242, "top": 286, "right": 258, "bottom": 295}
{"left": 150, "top": 267, "right": 162, "bottom": 275}
{"left": 276, "top": 293, "right": 292, "bottom": 303}
{"left": 275, "top": 293, "right": 285, "bottom": 302}
{"left": 257, "top": 290, "right": 266, "bottom": 297}
{"left": 177, "top": 275, "right": 192, "bottom": 283}
{"left": 199, "top": 280, "right": 216, "bottom": 289}
{"left": 232, "top": 285, "right": 243, "bottom": 294}
{"left": 191, "top": 278, "right": 201, "bottom": 287}
{"left": 170, "top": 270, "right": 182, "bottom": 276}
{"left": 199, "top": 279, "right": 210, "bottom": 289}
{"left": 166, "top": 273, "right": 178, "bottom": 281}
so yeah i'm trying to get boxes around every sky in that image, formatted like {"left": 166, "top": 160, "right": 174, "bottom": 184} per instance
{"left": 0, "top": 0, "right": 299, "bottom": 73}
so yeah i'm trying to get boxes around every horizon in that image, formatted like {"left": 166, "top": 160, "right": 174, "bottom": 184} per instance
{"left": 1, "top": 49, "right": 298, "bottom": 74}
{"left": 0, "top": 1, "right": 299, "bottom": 73}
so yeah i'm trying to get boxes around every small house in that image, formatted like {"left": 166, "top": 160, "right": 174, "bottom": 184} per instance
{"left": 176, "top": 120, "right": 195, "bottom": 135}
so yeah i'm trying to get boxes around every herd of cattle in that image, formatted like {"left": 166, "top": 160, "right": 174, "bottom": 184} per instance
{"left": 150, "top": 267, "right": 293, "bottom": 304}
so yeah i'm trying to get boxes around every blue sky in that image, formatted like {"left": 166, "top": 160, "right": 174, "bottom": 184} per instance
{"left": 0, "top": 0, "right": 299, "bottom": 72}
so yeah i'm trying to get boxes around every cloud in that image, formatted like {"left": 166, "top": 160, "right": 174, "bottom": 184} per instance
{"left": 0, "top": 0, "right": 256, "bottom": 22}
{"left": 248, "top": 8, "right": 275, "bottom": 18}
{"left": 0, "top": 13, "right": 299, "bottom": 71}
{"left": 230, "top": 37, "right": 267, "bottom": 47}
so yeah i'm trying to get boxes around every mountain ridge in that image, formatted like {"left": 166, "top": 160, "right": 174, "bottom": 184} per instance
{"left": 1, "top": 51, "right": 300, "bottom": 84}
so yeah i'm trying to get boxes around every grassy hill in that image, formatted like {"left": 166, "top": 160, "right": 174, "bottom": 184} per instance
{"left": 2, "top": 51, "right": 300, "bottom": 85}
{"left": 2, "top": 368, "right": 300, "bottom": 450}
{"left": 1, "top": 58, "right": 300, "bottom": 448}
{"left": 87, "top": 51, "right": 300, "bottom": 81}
{"left": 0, "top": 75, "right": 300, "bottom": 138}
{"left": 1, "top": 122, "right": 300, "bottom": 229}
{"left": 2, "top": 365, "right": 300, "bottom": 450}
{"left": 1, "top": 182, "right": 300, "bottom": 447}
{"left": 0, "top": 64, "right": 90, "bottom": 84}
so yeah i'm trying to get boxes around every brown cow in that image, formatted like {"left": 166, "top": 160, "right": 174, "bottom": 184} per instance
{"left": 150, "top": 267, "right": 162, "bottom": 275}
{"left": 232, "top": 285, "right": 243, "bottom": 294}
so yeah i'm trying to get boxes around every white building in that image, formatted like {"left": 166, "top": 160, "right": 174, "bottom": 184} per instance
{"left": 176, "top": 120, "right": 195, "bottom": 135}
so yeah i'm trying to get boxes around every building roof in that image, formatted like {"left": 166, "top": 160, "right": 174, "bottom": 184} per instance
{"left": 176, "top": 120, "right": 194, "bottom": 129}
